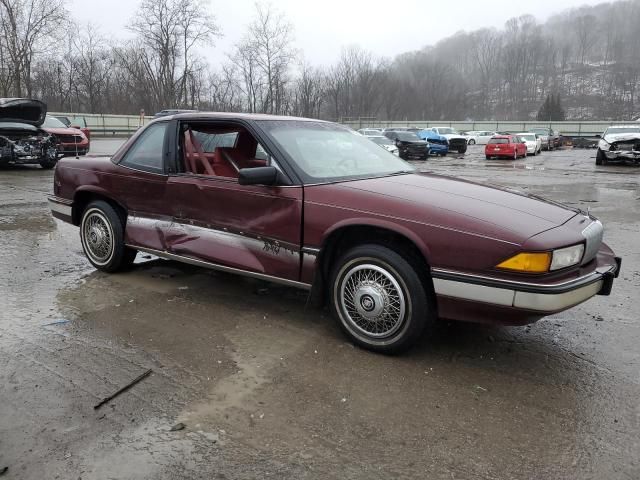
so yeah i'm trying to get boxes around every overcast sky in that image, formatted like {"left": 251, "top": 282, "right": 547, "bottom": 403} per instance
{"left": 70, "top": 0, "right": 604, "bottom": 65}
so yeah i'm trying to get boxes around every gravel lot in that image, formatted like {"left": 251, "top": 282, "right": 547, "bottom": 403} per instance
{"left": 1, "top": 140, "right": 638, "bottom": 479}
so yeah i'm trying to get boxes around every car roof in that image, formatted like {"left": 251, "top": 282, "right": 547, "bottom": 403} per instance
{"left": 162, "top": 112, "right": 329, "bottom": 123}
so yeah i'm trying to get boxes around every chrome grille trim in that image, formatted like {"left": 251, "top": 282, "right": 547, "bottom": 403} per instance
{"left": 582, "top": 219, "right": 603, "bottom": 265}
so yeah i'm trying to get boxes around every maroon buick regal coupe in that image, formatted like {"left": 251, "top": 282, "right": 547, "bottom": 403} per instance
{"left": 49, "top": 113, "right": 621, "bottom": 353}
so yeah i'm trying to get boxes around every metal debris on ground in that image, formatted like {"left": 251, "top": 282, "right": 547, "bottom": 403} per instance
{"left": 170, "top": 422, "right": 186, "bottom": 431}
{"left": 94, "top": 369, "right": 153, "bottom": 410}
{"left": 42, "top": 319, "right": 70, "bottom": 326}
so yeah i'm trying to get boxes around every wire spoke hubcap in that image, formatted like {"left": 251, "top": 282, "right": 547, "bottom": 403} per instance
{"left": 339, "top": 264, "right": 406, "bottom": 338}
{"left": 83, "top": 212, "right": 113, "bottom": 263}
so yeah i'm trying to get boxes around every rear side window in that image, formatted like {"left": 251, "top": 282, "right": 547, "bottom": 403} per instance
{"left": 120, "top": 123, "right": 167, "bottom": 174}
{"left": 488, "top": 138, "right": 508, "bottom": 144}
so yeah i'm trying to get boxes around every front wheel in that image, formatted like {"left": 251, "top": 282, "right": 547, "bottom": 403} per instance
{"left": 39, "top": 160, "right": 56, "bottom": 169}
{"left": 330, "top": 244, "right": 434, "bottom": 354}
{"left": 596, "top": 149, "right": 607, "bottom": 165}
{"left": 468, "top": 139, "right": 476, "bottom": 145}
{"left": 80, "top": 200, "right": 137, "bottom": 272}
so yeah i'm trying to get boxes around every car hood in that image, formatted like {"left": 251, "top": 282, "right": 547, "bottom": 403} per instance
{"left": 418, "top": 131, "right": 447, "bottom": 142}
{"left": 0, "top": 98, "right": 46, "bottom": 126}
{"left": 43, "top": 126, "right": 84, "bottom": 136}
{"left": 311, "top": 173, "right": 579, "bottom": 244}
{"left": 603, "top": 132, "right": 640, "bottom": 143}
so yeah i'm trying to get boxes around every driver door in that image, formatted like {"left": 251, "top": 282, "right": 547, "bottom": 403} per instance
{"left": 165, "top": 121, "right": 303, "bottom": 282}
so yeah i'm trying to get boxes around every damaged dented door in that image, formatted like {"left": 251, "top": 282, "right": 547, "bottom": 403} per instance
{"left": 166, "top": 173, "right": 303, "bottom": 283}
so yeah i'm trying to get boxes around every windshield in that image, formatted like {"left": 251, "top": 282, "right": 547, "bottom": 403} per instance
{"left": 488, "top": 138, "right": 509, "bottom": 144}
{"left": 43, "top": 116, "right": 67, "bottom": 128}
{"left": 519, "top": 134, "right": 536, "bottom": 141}
{"left": 259, "top": 120, "right": 414, "bottom": 183}
{"left": 530, "top": 129, "right": 549, "bottom": 135}
{"left": 396, "top": 132, "right": 421, "bottom": 142}
{"left": 370, "top": 136, "right": 394, "bottom": 146}
{"left": 605, "top": 127, "right": 640, "bottom": 135}
{"left": 437, "top": 128, "right": 458, "bottom": 135}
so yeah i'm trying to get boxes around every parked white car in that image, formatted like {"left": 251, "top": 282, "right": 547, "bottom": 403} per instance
{"left": 517, "top": 133, "right": 542, "bottom": 155}
{"left": 357, "top": 128, "right": 383, "bottom": 137}
{"left": 464, "top": 130, "right": 498, "bottom": 145}
{"left": 368, "top": 135, "right": 400, "bottom": 155}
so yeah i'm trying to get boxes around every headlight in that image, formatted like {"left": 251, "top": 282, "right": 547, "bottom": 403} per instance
{"left": 550, "top": 244, "right": 584, "bottom": 271}
{"left": 497, "top": 244, "right": 584, "bottom": 273}
{"left": 598, "top": 139, "right": 609, "bottom": 150}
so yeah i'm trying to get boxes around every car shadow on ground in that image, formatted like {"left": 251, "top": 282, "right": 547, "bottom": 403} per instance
{"left": 58, "top": 256, "right": 594, "bottom": 390}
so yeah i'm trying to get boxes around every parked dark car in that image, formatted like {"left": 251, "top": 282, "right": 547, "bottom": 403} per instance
{"left": 529, "top": 127, "right": 555, "bottom": 150}
{"left": 49, "top": 113, "right": 621, "bottom": 353}
{"left": 383, "top": 131, "right": 430, "bottom": 160}
{"left": 485, "top": 135, "right": 527, "bottom": 160}
{"left": 0, "top": 98, "right": 59, "bottom": 169}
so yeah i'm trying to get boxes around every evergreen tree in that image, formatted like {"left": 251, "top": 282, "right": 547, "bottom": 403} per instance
{"left": 537, "top": 94, "right": 566, "bottom": 121}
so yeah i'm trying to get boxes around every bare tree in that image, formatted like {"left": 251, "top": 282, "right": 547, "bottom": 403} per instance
{"left": 246, "top": 2, "right": 295, "bottom": 114}
{"left": 0, "top": 0, "right": 68, "bottom": 96}
{"left": 127, "top": 0, "right": 219, "bottom": 111}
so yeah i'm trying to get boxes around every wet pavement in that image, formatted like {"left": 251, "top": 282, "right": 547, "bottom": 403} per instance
{"left": 1, "top": 141, "right": 638, "bottom": 479}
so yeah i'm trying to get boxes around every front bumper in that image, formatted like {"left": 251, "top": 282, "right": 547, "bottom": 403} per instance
{"left": 432, "top": 255, "right": 621, "bottom": 314}
{"left": 48, "top": 195, "right": 73, "bottom": 222}
{"left": 428, "top": 144, "right": 448, "bottom": 154}
{"left": 604, "top": 150, "right": 640, "bottom": 161}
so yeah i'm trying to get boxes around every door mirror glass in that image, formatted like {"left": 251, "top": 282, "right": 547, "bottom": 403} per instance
{"left": 238, "top": 166, "right": 278, "bottom": 186}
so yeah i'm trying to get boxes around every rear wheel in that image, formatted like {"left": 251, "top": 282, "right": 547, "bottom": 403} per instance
{"left": 468, "top": 139, "right": 476, "bottom": 145}
{"left": 330, "top": 244, "right": 434, "bottom": 354}
{"left": 80, "top": 200, "right": 137, "bottom": 273}
{"left": 485, "top": 155, "right": 491, "bottom": 160}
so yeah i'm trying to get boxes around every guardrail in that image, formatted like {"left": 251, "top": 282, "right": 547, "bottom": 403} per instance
{"left": 341, "top": 119, "right": 638, "bottom": 137}
{"left": 50, "top": 112, "right": 153, "bottom": 136}
{"left": 49, "top": 112, "right": 637, "bottom": 137}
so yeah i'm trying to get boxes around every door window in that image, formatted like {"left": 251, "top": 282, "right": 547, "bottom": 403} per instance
{"left": 120, "top": 122, "right": 167, "bottom": 174}
{"left": 180, "top": 123, "right": 273, "bottom": 178}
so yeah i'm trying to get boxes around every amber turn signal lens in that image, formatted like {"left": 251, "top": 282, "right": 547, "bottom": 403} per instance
{"left": 496, "top": 252, "right": 551, "bottom": 273}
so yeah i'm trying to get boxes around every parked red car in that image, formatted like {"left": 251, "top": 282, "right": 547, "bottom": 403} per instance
{"left": 42, "top": 115, "right": 90, "bottom": 156}
{"left": 485, "top": 135, "right": 527, "bottom": 160}
{"left": 48, "top": 113, "right": 621, "bottom": 353}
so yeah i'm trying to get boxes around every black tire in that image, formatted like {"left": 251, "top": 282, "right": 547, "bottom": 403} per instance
{"left": 596, "top": 149, "right": 606, "bottom": 165}
{"left": 468, "top": 139, "right": 476, "bottom": 145}
{"left": 330, "top": 244, "right": 435, "bottom": 354}
{"left": 80, "top": 200, "right": 137, "bottom": 273}
{"left": 486, "top": 155, "right": 491, "bottom": 160}
{"left": 39, "top": 160, "right": 56, "bottom": 169}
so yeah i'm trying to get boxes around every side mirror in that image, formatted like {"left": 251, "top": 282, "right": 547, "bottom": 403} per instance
{"left": 238, "top": 166, "right": 278, "bottom": 186}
